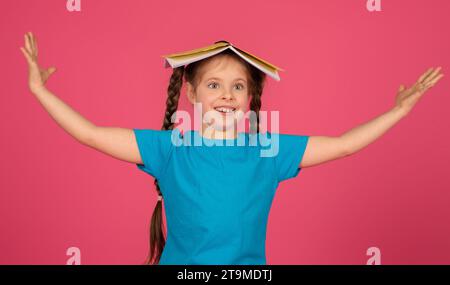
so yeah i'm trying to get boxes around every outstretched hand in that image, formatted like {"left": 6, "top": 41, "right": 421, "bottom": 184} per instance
{"left": 20, "top": 32, "right": 57, "bottom": 92}
{"left": 395, "top": 67, "right": 444, "bottom": 115}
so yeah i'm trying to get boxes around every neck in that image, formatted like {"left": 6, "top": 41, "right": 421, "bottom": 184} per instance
{"left": 199, "top": 123, "right": 238, "bottom": 140}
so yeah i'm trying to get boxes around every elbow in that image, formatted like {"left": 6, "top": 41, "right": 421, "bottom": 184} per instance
{"left": 338, "top": 136, "right": 352, "bottom": 158}
{"left": 81, "top": 125, "right": 98, "bottom": 148}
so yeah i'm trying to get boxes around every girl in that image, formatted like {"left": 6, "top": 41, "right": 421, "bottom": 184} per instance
{"left": 20, "top": 32, "right": 444, "bottom": 265}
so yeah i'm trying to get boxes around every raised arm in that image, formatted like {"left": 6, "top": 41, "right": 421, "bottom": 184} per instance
{"left": 300, "top": 67, "right": 444, "bottom": 168}
{"left": 20, "top": 32, "right": 143, "bottom": 164}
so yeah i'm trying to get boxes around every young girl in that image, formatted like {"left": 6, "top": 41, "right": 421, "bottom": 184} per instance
{"left": 20, "top": 32, "right": 444, "bottom": 265}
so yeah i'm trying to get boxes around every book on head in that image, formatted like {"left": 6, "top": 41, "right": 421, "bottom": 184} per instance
{"left": 162, "top": 40, "right": 284, "bottom": 81}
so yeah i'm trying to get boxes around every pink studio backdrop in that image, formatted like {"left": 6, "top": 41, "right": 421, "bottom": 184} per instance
{"left": 1, "top": 0, "right": 449, "bottom": 265}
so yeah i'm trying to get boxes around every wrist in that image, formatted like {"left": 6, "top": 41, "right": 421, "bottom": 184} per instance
{"left": 30, "top": 84, "right": 47, "bottom": 95}
{"left": 392, "top": 105, "right": 409, "bottom": 118}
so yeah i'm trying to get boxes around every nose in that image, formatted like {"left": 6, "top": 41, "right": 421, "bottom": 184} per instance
{"left": 220, "top": 89, "right": 235, "bottom": 101}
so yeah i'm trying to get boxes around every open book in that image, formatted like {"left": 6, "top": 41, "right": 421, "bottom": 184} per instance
{"left": 162, "top": 40, "right": 285, "bottom": 81}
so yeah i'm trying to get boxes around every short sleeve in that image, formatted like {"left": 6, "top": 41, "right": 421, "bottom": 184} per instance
{"left": 133, "top": 128, "right": 175, "bottom": 180}
{"left": 272, "top": 133, "right": 310, "bottom": 182}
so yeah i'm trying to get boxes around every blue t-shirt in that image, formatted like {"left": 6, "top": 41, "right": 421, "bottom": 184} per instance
{"left": 133, "top": 129, "right": 309, "bottom": 265}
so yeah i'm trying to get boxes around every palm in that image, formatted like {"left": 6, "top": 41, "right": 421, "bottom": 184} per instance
{"left": 395, "top": 67, "right": 444, "bottom": 114}
{"left": 20, "top": 32, "right": 56, "bottom": 91}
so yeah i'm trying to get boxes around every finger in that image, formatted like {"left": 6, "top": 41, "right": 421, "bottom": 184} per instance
{"left": 418, "top": 67, "right": 435, "bottom": 84}
{"left": 48, "top": 67, "right": 57, "bottom": 75}
{"left": 32, "top": 33, "right": 38, "bottom": 57}
{"left": 24, "top": 33, "right": 32, "bottom": 55}
{"left": 423, "top": 66, "right": 442, "bottom": 85}
{"left": 20, "top": 47, "right": 32, "bottom": 63}
{"left": 425, "top": 73, "right": 444, "bottom": 88}
{"left": 30, "top": 32, "right": 36, "bottom": 56}
{"left": 398, "top": 84, "right": 406, "bottom": 92}
{"left": 410, "top": 81, "right": 426, "bottom": 94}
{"left": 421, "top": 66, "right": 441, "bottom": 84}
{"left": 30, "top": 32, "right": 37, "bottom": 57}
{"left": 42, "top": 67, "right": 57, "bottom": 82}
{"left": 424, "top": 67, "right": 443, "bottom": 85}
{"left": 28, "top": 32, "right": 35, "bottom": 55}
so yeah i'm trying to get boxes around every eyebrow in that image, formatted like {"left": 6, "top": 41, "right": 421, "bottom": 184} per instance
{"left": 205, "top": 77, "right": 247, "bottom": 83}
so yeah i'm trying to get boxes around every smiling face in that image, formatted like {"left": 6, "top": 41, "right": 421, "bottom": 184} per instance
{"left": 186, "top": 55, "right": 251, "bottom": 137}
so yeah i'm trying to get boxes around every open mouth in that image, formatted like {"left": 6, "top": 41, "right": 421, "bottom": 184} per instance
{"left": 214, "top": 106, "right": 236, "bottom": 114}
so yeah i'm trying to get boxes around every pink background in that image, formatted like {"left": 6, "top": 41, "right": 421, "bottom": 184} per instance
{"left": 1, "top": 0, "right": 449, "bottom": 265}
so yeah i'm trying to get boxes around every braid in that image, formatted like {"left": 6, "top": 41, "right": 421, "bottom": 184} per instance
{"left": 163, "top": 67, "right": 185, "bottom": 130}
{"left": 146, "top": 66, "right": 185, "bottom": 265}
{"left": 249, "top": 83, "right": 263, "bottom": 134}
